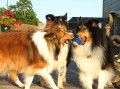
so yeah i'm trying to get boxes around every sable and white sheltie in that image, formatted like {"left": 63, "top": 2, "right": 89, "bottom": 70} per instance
{"left": 39, "top": 13, "right": 72, "bottom": 89}
{"left": 0, "top": 29, "right": 73, "bottom": 89}
{"left": 72, "top": 19, "right": 115, "bottom": 89}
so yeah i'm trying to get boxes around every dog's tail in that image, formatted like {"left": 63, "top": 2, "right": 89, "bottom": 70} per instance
{"left": 105, "top": 12, "right": 113, "bottom": 37}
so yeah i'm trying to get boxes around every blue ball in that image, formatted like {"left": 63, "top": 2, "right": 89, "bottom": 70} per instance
{"left": 73, "top": 38, "right": 82, "bottom": 45}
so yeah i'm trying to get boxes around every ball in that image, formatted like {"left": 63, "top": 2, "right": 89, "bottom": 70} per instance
{"left": 73, "top": 38, "right": 82, "bottom": 45}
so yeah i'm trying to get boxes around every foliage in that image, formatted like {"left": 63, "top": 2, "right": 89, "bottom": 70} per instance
{"left": 8, "top": 0, "right": 39, "bottom": 26}
{"left": 0, "top": 7, "right": 6, "bottom": 14}
{"left": 0, "top": 10, "right": 21, "bottom": 28}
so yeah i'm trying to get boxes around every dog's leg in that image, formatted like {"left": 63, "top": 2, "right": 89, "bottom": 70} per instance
{"left": 107, "top": 81, "right": 114, "bottom": 88}
{"left": 98, "top": 70, "right": 106, "bottom": 89}
{"left": 86, "top": 75, "right": 93, "bottom": 89}
{"left": 39, "top": 77, "right": 48, "bottom": 87}
{"left": 24, "top": 75, "right": 34, "bottom": 89}
{"left": 9, "top": 71, "right": 25, "bottom": 88}
{"left": 79, "top": 72, "right": 93, "bottom": 89}
{"left": 57, "top": 63, "right": 66, "bottom": 89}
{"left": 98, "top": 70, "right": 115, "bottom": 89}
{"left": 63, "top": 66, "right": 67, "bottom": 84}
{"left": 37, "top": 68, "right": 59, "bottom": 89}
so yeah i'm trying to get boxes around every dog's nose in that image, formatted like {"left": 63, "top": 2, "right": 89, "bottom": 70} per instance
{"left": 75, "top": 34, "right": 79, "bottom": 38}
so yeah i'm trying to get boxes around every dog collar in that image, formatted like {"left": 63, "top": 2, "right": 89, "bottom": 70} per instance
{"left": 55, "top": 57, "right": 58, "bottom": 61}
{"left": 87, "top": 55, "right": 91, "bottom": 58}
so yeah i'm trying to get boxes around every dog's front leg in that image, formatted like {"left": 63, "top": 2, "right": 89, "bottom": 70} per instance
{"left": 63, "top": 66, "right": 67, "bottom": 85}
{"left": 57, "top": 64, "right": 66, "bottom": 89}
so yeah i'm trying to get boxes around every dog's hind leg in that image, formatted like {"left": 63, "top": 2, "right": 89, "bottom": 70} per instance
{"left": 79, "top": 72, "right": 93, "bottom": 89}
{"left": 24, "top": 75, "right": 34, "bottom": 89}
{"left": 37, "top": 68, "right": 59, "bottom": 89}
{"left": 9, "top": 71, "right": 25, "bottom": 88}
{"left": 98, "top": 69, "right": 115, "bottom": 89}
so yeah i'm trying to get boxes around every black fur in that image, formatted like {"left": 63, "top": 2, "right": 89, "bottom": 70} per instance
{"left": 46, "top": 13, "right": 68, "bottom": 31}
{"left": 73, "top": 17, "right": 86, "bottom": 37}
{"left": 46, "top": 14, "right": 55, "bottom": 21}
{"left": 54, "top": 13, "right": 67, "bottom": 28}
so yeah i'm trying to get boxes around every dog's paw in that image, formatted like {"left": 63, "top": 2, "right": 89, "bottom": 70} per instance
{"left": 58, "top": 85, "right": 64, "bottom": 89}
{"left": 38, "top": 80, "right": 47, "bottom": 87}
{"left": 19, "top": 84, "right": 25, "bottom": 89}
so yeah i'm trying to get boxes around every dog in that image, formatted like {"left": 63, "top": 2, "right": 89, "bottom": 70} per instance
{"left": 39, "top": 13, "right": 73, "bottom": 89}
{"left": 72, "top": 19, "right": 115, "bottom": 89}
{"left": 45, "top": 13, "right": 68, "bottom": 32}
{"left": 73, "top": 17, "right": 86, "bottom": 37}
{"left": 0, "top": 29, "right": 73, "bottom": 89}
{"left": 73, "top": 17, "right": 100, "bottom": 37}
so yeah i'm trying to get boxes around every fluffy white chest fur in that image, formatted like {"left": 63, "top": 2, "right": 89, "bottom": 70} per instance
{"left": 72, "top": 42, "right": 104, "bottom": 77}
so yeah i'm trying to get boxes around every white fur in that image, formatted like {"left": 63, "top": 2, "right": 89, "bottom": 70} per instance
{"left": 98, "top": 69, "right": 115, "bottom": 89}
{"left": 37, "top": 68, "right": 59, "bottom": 89}
{"left": 32, "top": 31, "right": 53, "bottom": 72}
{"left": 51, "top": 43, "right": 69, "bottom": 88}
{"left": 55, "top": 43, "right": 69, "bottom": 88}
{"left": 24, "top": 75, "right": 34, "bottom": 89}
{"left": 72, "top": 42, "right": 115, "bottom": 89}
{"left": 53, "top": 43, "right": 69, "bottom": 69}
{"left": 15, "top": 77, "right": 25, "bottom": 88}
{"left": 72, "top": 42, "right": 103, "bottom": 74}
{"left": 32, "top": 31, "right": 52, "bottom": 61}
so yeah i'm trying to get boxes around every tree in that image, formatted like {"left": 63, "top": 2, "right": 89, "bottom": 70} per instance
{"left": 8, "top": 0, "right": 39, "bottom": 26}
{"left": 0, "top": 7, "right": 6, "bottom": 14}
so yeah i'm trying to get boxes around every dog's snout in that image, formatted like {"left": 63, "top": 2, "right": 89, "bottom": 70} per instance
{"left": 75, "top": 34, "right": 79, "bottom": 38}
{"left": 68, "top": 33, "right": 74, "bottom": 39}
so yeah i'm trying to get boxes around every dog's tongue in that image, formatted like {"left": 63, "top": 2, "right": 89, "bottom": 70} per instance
{"left": 81, "top": 37, "right": 86, "bottom": 45}
{"left": 65, "top": 40, "right": 69, "bottom": 44}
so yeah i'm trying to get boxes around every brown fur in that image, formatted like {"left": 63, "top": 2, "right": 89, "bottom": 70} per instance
{"left": 44, "top": 21, "right": 59, "bottom": 32}
{"left": 45, "top": 29, "right": 74, "bottom": 49}
{"left": 78, "top": 25, "right": 92, "bottom": 43}
{"left": 0, "top": 32, "right": 46, "bottom": 82}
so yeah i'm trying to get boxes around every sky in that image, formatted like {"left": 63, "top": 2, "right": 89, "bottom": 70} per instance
{"left": 0, "top": 0, "right": 103, "bottom": 23}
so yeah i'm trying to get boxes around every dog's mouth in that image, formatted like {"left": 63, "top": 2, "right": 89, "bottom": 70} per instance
{"left": 64, "top": 40, "right": 69, "bottom": 44}
{"left": 81, "top": 36, "right": 87, "bottom": 45}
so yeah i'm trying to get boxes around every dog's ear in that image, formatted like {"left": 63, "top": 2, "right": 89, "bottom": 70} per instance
{"left": 79, "top": 16, "right": 82, "bottom": 21}
{"left": 64, "top": 13, "right": 67, "bottom": 20}
{"left": 44, "top": 32, "right": 56, "bottom": 40}
{"left": 78, "top": 16, "right": 85, "bottom": 24}
{"left": 89, "top": 19, "right": 99, "bottom": 28}
{"left": 46, "top": 14, "right": 55, "bottom": 21}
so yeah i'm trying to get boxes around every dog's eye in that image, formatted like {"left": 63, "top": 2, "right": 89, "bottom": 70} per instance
{"left": 60, "top": 18, "right": 62, "bottom": 22}
{"left": 83, "top": 28, "right": 86, "bottom": 30}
